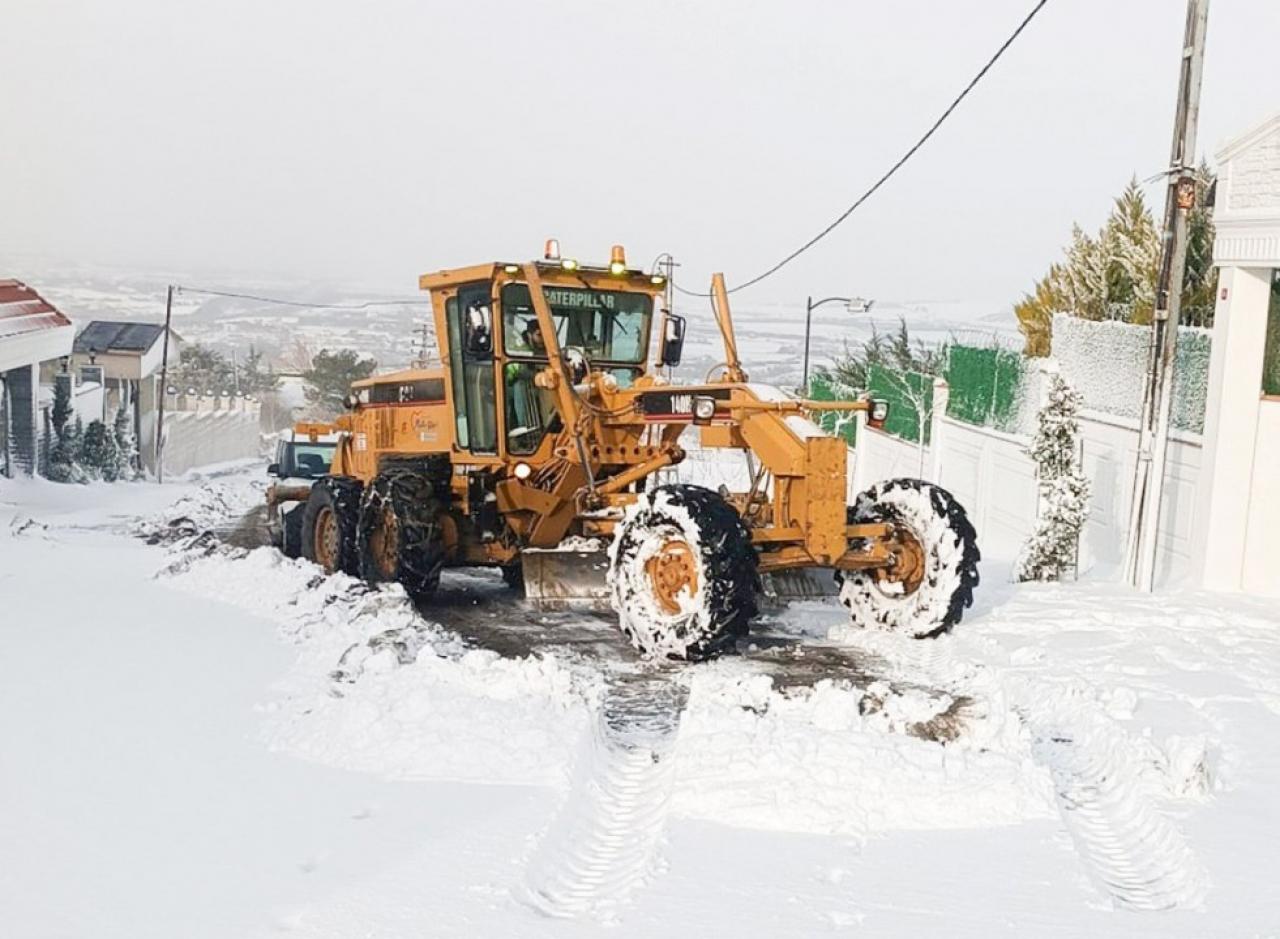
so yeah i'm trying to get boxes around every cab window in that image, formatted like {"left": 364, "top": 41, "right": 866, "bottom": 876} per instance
{"left": 282, "top": 442, "right": 335, "bottom": 478}
{"left": 500, "top": 284, "right": 651, "bottom": 363}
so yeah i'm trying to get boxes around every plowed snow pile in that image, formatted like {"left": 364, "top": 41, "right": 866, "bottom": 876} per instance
{"left": 161, "top": 529, "right": 1051, "bottom": 837}
{"left": 157, "top": 502, "right": 1252, "bottom": 854}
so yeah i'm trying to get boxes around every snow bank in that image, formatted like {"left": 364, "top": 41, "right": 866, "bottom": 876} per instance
{"left": 158, "top": 528, "right": 1057, "bottom": 835}
{"left": 672, "top": 666, "right": 1053, "bottom": 834}
{"left": 166, "top": 546, "right": 598, "bottom": 787}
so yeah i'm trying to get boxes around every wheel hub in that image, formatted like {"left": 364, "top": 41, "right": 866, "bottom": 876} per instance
{"left": 368, "top": 503, "right": 400, "bottom": 580}
{"left": 314, "top": 506, "right": 339, "bottom": 573}
{"left": 880, "top": 525, "right": 927, "bottom": 596}
{"left": 644, "top": 538, "right": 698, "bottom": 615}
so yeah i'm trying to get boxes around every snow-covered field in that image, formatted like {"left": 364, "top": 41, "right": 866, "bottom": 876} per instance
{"left": 3, "top": 467, "right": 1279, "bottom": 937}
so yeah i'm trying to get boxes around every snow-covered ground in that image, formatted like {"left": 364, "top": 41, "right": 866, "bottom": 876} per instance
{"left": 3, "top": 467, "right": 1279, "bottom": 937}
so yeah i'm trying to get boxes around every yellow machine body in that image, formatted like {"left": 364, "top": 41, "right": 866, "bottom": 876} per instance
{"left": 312, "top": 254, "right": 904, "bottom": 581}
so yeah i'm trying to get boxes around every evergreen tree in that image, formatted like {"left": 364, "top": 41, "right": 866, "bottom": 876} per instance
{"left": 80, "top": 418, "right": 122, "bottom": 481}
{"left": 112, "top": 404, "right": 138, "bottom": 480}
{"left": 816, "top": 320, "right": 947, "bottom": 393}
{"left": 1015, "top": 374, "right": 1091, "bottom": 582}
{"left": 1014, "top": 173, "right": 1216, "bottom": 355}
{"left": 1102, "top": 179, "right": 1161, "bottom": 323}
{"left": 303, "top": 349, "right": 377, "bottom": 414}
{"left": 51, "top": 376, "right": 73, "bottom": 439}
{"left": 240, "top": 345, "right": 280, "bottom": 396}
{"left": 48, "top": 414, "right": 88, "bottom": 484}
{"left": 170, "top": 343, "right": 235, "bottom": 394}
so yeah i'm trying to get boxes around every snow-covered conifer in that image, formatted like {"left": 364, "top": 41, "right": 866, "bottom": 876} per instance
{"left": 112, "top": 405, "right": 138, "bottom": 480}
{"left": 80, "top": 418, "right": 121, "bottom": 481}
{"left": 1016, "top": 374, "right": 1090, "bottom": 582}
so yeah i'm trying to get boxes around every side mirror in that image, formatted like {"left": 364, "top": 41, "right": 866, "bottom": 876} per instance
{"left": 563, "top": 347, "right": 589, "bottom": 384}
{"left": 267, "top": 462, "right": 281, "bottom": 476}
{"left": 464, "top": 303, "right": 493, "bottom": 358}
{"left": 867, "top": 398, "right": 890, "bottom": 429}
{"left": 658, "top": 313, "right": 686, "bottom": 368}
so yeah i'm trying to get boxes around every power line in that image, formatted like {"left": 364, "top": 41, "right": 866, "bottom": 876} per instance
{"left": 176, "top": 285, "right": 430, "bottom": 310}
{"left": 673, "top": 0, "right": 1052, "bottom": 299}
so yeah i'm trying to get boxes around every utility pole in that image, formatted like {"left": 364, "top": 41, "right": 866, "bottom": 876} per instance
{"left": 1124, "top": 0, "right": 1210, "bottom": 590}
{"left": 155, "top": 284, "right": 174, "bottom": 483}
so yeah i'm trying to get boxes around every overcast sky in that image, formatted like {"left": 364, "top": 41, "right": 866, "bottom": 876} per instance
{"left": 1, "top": 0, "right": 1275, "bottom": 308}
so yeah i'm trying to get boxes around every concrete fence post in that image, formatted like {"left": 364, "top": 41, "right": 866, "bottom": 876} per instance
{"left": 929, "top": 378, "right": 949, "bottom": 484}
{"left": 850, "top": 397, "right": 870, "bottom": 500}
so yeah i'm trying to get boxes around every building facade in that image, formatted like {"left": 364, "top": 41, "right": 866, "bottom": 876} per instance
{"left": 1195, "top": 111, "right": 1280, "bottom": 597}
{"left": 69, "top": 321, "right": 181, "bottom": 473}
{"left": 0, "top": 280, "right": 74, "bottom": 477}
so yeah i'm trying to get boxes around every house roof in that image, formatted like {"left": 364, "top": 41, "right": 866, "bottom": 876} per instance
{"left": 0, "top": 279, "right": 73, "bottom": 342}
{"left": 1215, "top": 110, "right": 1280, "bottom": 163}
{"left": 72, "top": 320, "right": 170, "bottom": 355}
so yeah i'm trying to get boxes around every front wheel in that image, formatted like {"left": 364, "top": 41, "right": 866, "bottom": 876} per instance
{"left": 837, "top": 478, "right": 980, "bottom": 638}
{"left": 607, "top": 484, "right": 759, "bottom": 661}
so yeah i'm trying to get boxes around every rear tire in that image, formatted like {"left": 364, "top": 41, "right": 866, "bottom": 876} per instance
{"left": 281, "top": 505, "right": 304, "bottom": 559}
{"left": 607, "top": 484, "right": 758, "bottom": 661}
{"left": 357, "top": 472, "right": 447, "bottom": 601}
{"left": 837, "top": 478, "right": 980, "bottom": 638}
{"left": 301, "top": 476, "right": 363, "bottom": 575}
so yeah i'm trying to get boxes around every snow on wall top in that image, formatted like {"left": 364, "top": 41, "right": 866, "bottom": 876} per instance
{"left": 1052, "top": 314, "right": 1210, "bottom": 433}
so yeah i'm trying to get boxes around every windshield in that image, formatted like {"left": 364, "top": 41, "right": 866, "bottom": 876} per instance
{"left": 283, "top": 442, "right": 335, "bottom": 479}
{"left": 501, "top": 284, "right": 652, "bottom": 364}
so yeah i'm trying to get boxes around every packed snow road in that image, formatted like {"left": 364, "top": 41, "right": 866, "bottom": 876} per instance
{"left": 4, "top": 466, "right": 1280, "bottom": 937}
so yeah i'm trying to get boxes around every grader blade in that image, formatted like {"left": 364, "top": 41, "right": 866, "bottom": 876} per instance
{"left": 521, "top": 545, "right": 613, "bottom": 611}
{"left": 759, "top": 569, "right": 840, "bottom": 608}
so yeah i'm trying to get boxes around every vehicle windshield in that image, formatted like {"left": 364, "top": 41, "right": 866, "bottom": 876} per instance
{"left": 282, "top": 442, "right": 335, "bottom": 479}
{"left": 500, "top": 283, "right": 652, "bottom": 364}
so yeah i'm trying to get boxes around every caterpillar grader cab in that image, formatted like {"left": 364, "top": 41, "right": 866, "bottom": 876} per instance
{"left": 294, "top": 243, "right": 980, "bottom": 660}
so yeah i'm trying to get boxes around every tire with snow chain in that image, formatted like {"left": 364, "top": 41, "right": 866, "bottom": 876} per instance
{"left": 281, "top": 504, "right": 304, "bottom": 559}
{"left": 837, "top": 478, "right": 980, "bottom": 639}
{"left": 607, "top": 484, "right": 759, "bottom": 661}
{"left": 301, "top": 476, "right": 363, "bottom": 575}
{"left": 357, "top": 472, "right": 447, "bottom": 601}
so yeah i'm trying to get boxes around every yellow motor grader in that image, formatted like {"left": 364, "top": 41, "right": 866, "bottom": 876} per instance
{"left": 293, "top": 243, "right": 979, "bottom": 659}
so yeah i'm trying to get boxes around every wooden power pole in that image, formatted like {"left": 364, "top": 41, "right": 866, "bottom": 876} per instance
{"left": 155, "top": 284, "right": 174, "bottom": 483}
{"left": 1124, "top": 0, "right": 1210, "bottom": 590}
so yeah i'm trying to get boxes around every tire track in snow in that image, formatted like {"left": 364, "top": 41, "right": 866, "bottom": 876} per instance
{"left": 522, "top": 670, "right": 688, "bottom": 918}
{"left": 832, "top": 630, "right": 1207, "bottom": 910}
{"left": 1024, "top": 705, "right": 1208, "bottom": 911}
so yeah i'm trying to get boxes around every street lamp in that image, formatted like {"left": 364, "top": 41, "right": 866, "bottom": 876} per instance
{"left": 801, "top": 295, "right": 874, "bottom": 394}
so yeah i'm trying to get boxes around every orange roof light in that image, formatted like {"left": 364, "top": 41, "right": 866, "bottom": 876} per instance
{"left": 544, "top": 238, "right": 561, "bottom": 261}
{"left": 609, "top": 244, "right": 627, "bottom": 275}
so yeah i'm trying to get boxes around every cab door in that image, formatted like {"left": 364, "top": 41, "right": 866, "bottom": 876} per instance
{"left": 445, "top": 282, "right": 499, "bottom": 455}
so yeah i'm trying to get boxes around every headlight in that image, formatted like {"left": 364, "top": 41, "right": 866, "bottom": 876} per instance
{"left": 693, "top": 395, "right": 716, "bottom": 424}
{"left": 514, "top": 462, "right": 532, "bottom": 480}
{"left": 869, "top": 399, "right": 889, "bottom": 425}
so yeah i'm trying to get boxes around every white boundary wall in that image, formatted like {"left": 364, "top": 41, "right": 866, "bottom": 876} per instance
{"left": 157, "top": 408, "right": 261, "bottom": 477}
{"left": 853, "top": 405, "right": 1202, "bottom": 584}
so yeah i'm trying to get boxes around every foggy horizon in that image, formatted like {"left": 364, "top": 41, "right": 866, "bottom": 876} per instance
{"left": 3, "top": 0, "right": 1276, "bottom": 310}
